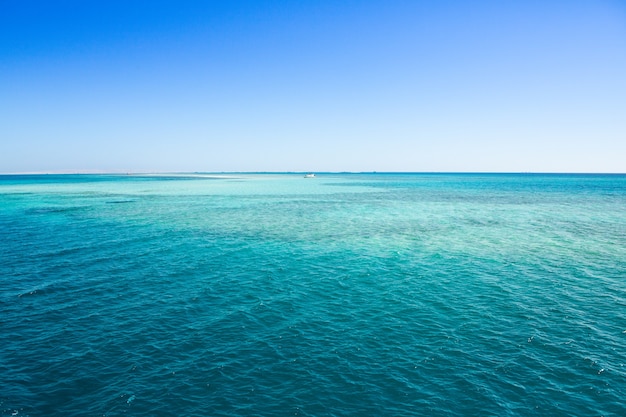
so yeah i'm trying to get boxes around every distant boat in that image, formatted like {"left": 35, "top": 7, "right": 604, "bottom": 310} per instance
{"left": 304, "top": 173, "right": 315, "bottom": 178}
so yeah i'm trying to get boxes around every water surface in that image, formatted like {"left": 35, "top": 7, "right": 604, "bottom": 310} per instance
{"left": 1, "top": 173, "right": 625, "bottom": 416}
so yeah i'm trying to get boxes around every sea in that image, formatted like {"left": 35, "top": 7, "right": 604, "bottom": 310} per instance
{"left": 1, "top": 173, "right": 625, "bottom": 416}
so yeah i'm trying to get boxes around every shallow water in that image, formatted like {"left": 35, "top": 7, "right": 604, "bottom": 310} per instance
{"left": 1, "top": 173, "right": 625, "bottom": 416}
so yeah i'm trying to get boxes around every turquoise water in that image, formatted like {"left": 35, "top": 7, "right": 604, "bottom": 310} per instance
{"left": 1, "top": 173, "right": 625, "bottom": 416}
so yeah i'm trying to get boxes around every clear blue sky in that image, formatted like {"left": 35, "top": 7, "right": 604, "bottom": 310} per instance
{"left": 1, "top": 0, "right": 625, "bottom": 173}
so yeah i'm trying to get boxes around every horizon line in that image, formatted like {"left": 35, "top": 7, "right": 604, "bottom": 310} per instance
{"left": 2, "top": 170, "right": 625, "bottom": 176}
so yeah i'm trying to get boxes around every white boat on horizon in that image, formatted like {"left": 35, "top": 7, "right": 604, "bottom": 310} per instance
{"left": 304, "top": 173, "right": 315, "bottom": 178}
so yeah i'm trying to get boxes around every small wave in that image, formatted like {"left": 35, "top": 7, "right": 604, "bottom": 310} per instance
{"left": 25, "top": 206, "right": 86, "bottom": 215}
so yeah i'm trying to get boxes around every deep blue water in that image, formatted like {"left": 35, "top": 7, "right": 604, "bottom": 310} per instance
{"left": 1, "top": 173, "right": 625, "bottom": 416}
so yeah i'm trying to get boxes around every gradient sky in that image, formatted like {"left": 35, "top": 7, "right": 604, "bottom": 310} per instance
{"left": 1, "top": 0, "right": 625, "bottom": 173}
